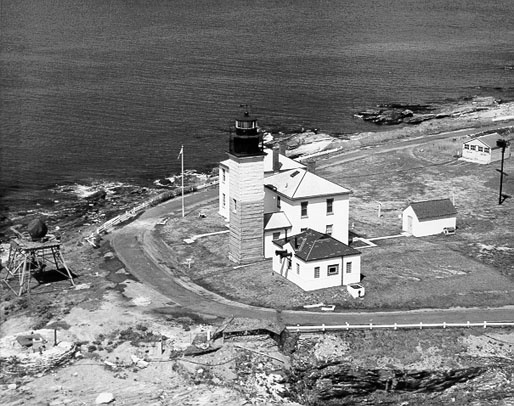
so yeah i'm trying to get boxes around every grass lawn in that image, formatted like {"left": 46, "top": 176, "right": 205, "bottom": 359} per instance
{"left": 157, "top": 135, "right": 514, "bottom": 311}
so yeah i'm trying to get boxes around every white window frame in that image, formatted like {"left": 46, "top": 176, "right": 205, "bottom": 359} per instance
{"left": 327, "top": 264, "right": 339, "bottom": 276}
{"left": 314, "top": 267, "right": 320, "bottom": 278}
{"left": 326, "top": 224, "right": 333, "bottom": 235}
{"left": 346, "top": 262, "right": 352, "bottom": 274}
{"left": 301, "top": 201, "right": 308, "bottom": 217}
{"left": 326, "top": 198, "right": 334, "bottom": 215}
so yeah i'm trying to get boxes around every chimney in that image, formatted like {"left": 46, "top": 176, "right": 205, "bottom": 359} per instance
{"left": 273, "top": 144, "right": 280, "bottom": 172}
{"left": 306, "top": 159, "right": 316, "bottom": 173}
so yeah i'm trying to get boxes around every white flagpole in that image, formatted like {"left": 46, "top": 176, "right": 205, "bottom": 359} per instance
{"left": 181, "top": 145, "right": 185, "bottom": 217}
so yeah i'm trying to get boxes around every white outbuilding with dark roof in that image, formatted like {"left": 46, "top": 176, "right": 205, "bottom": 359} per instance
{"left": 272, "top": 228, "right": 361, "bottom": 291}
{"left": 402, "top": 198, "right": 457, "bottom": 237}
{"left": 462, "top": 133, "right": 511, "bottom": 164}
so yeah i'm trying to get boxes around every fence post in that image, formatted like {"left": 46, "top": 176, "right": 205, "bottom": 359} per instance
{"left": 346, "top": 322, "right": 349, "bottom": 331}
{"left": 467, "top": 321, "right": 470, "bottom": 328}
{"left": 369, "top": 323, "right": 373, "bottom": 330}
{"left": 322, "top": 324, "right": 325, "bottom": 333}
{"left": 443, "top": 322, "right": 446, "bottom": 329}
{"left": 483, "top": 321, "right": 487, "bottom": 329}
{"left": 394, "top": 323, "right": 397, "bottom": 331}
{"left": 419, "top": 322, "right": 422, "bottom": 330}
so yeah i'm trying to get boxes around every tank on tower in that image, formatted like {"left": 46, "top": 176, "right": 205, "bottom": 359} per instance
{"left": 229, "top": 107, "right": 264, "bottom": 157}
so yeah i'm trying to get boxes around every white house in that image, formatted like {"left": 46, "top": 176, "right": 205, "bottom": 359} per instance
{"left": 402, "top": 199, "right": 457, "bottom": 237}
{"left": 462, "top": 133, "right": 511, "bottom": 164}
{"left": 272, "top": 228, "right": 361, "bottom": 291}
{"left": 262, "top": 168, "right": 351, "bottom": 258}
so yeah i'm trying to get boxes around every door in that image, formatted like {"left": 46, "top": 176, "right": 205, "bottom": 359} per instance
{"left": 407, "top": 216, "right": 413, "bottom": 234}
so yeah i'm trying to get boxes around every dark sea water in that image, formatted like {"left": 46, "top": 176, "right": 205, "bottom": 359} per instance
{"left": 1, "top": 0, "right": 513, "bottom": 209}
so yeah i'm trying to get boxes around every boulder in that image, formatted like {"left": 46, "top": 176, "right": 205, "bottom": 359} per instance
{"left": 95, "top": 392, "right": 114, "bottom": 404}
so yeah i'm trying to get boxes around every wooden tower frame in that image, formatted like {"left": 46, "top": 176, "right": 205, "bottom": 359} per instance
{"left": 1, "top": 239, "right": 74, "bottom": 296}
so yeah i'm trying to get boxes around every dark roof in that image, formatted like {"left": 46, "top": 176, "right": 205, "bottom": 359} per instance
{"left": 274, "top": 228, "right": 360, "bottom": 261}
{"left": 408, "top": 199, "right": 457, "bottom": 221}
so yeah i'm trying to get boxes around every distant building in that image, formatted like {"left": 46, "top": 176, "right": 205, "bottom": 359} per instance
{"left": 462, "top": 133, "right": 511, "bottom": 164}
{"left": 272, "top": 228, "right": 361, "bottom": 291}
{"left": 402, "top": 198, "right": 457, "bottom": 237}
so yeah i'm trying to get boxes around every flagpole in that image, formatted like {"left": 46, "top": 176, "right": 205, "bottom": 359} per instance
{"left": 181, "top": 145, "right": 185, "bottom": 217}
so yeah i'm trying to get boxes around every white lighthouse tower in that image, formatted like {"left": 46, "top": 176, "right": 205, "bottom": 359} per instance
{"left": 227, "top": 108, "right": 265, "bottom": 263}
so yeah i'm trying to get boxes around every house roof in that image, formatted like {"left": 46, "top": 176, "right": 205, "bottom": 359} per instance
{"left": 264, "top": 168, "right": 350, "bottom": 200}
{"left": 220, "top": 149, "right": 304, "bottom": 173}
{"left": 464, "top": 133, "right": 504, "bottom": 149}
{"left": 263, "top": 148, "right": 305, "bottom": 172}
{"left": 264, "top": 212, "right": 292, "bottom": 231}
{"left": 274, "top": 228, "right": 360, "bottom": 261}
{"left": 407, "top": 198, "right": 457, "bottom": 221}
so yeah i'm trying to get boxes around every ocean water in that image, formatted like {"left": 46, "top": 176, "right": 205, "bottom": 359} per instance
{"left": 1, "top": 0, "right": 513, "bottom": 209}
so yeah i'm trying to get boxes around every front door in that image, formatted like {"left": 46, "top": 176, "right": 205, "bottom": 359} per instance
{"left": 407, "top": 216, "right": 413, "bottom": 234}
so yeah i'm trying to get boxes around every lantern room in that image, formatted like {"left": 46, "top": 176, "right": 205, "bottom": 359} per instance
{"left": 229, "top": 110, "right": 264, "bottom": 157}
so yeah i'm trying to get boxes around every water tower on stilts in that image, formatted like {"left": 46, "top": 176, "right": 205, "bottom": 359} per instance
{"left": 227, "top": 106, "right": 265, "bottom": 264}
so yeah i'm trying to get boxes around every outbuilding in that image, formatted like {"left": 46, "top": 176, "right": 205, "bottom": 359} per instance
{"left": 462, "top": 133, "right": 511, "bottom": 164}
{"left": 402, "top": 198, "right": 457, "bottom": 237}
{"left": 272, "top": 228, "right": 361, "bottom": 291}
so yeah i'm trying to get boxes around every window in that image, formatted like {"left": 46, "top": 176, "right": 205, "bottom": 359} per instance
{"left": 301, "top": 201, "right": 308, "bottom": 217}
{"left": 470, "top": 145, "right": 476, "bottom": 151}
{"left": 346, "top": 262, "right": 352, "bottom": 274}
{"left": 221, "top": 168, "right": 226, "bottom": 183}
{"left": 464, "top": 144, "right": 470, "bottom": 150}
{"left": 277, "top": 196, "right": 281, "bottom": 209}
{"left": 287, "top": 259, "right": 292, "bottom": 270}
{"left": 326, "top": 198, "right": 334, "bottom": 214}
{"left": 326, "top": 225, "right": 333, "bottom": 235}
{"left": 222, "top": 193, "right": 226, "bottom": 208}
{"left": 272, "top": 232, "right": 280, "bottom": 240}
{"left": 477, "top": 146, "right": 483, "bottom": 152}
{"left": 484, "top": 147, "right": 490, "bottom": 153}
{"left": 232, "top": 198, "right": 237, "bottom": 213}
{"left": 327, "top": 264, "right": 339, "bottom": 276}
{"left": 314, "top": 267, "right": 320, "bottom": 278}
{"left": 296, "top": 263, "right": 300, "bottom": 274}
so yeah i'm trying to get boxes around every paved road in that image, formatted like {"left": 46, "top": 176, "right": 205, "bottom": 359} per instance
{"left": 110, "top": 187, "right": 514, "bottom": 327}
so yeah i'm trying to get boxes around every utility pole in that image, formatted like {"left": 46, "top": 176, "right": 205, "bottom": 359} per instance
{"left": 496, "top": 139, "right": 510, "bottom": 205}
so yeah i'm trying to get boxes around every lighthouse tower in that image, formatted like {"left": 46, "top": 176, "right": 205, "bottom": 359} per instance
{"left": 227, "top": 109, "right": 265, "bottom": 263}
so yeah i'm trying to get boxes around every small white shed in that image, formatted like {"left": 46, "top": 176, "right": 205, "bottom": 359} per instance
{"left": 462, "top": 133, "right": 511, "bottom": 164}
{"left": 402, "top": 199, "right": 457, "bottom": 237}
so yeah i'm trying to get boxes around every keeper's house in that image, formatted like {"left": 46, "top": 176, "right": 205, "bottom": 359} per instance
{"left": 402, "top": 199, "right": 457, "bottom": 237}
{"left": 272, "top": 229, "right": 361, "bottom": 291}
{"left": 462, "top": 133, "right": 511, "bottom": 164}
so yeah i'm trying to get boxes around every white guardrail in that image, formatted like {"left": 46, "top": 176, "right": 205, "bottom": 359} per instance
{"left": 286, "top": 321, "right": 514, "bottom": 333}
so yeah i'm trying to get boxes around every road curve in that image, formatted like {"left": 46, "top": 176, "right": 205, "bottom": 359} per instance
{"left": 110, "top": 187, "right": 514, "bottom": 326}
